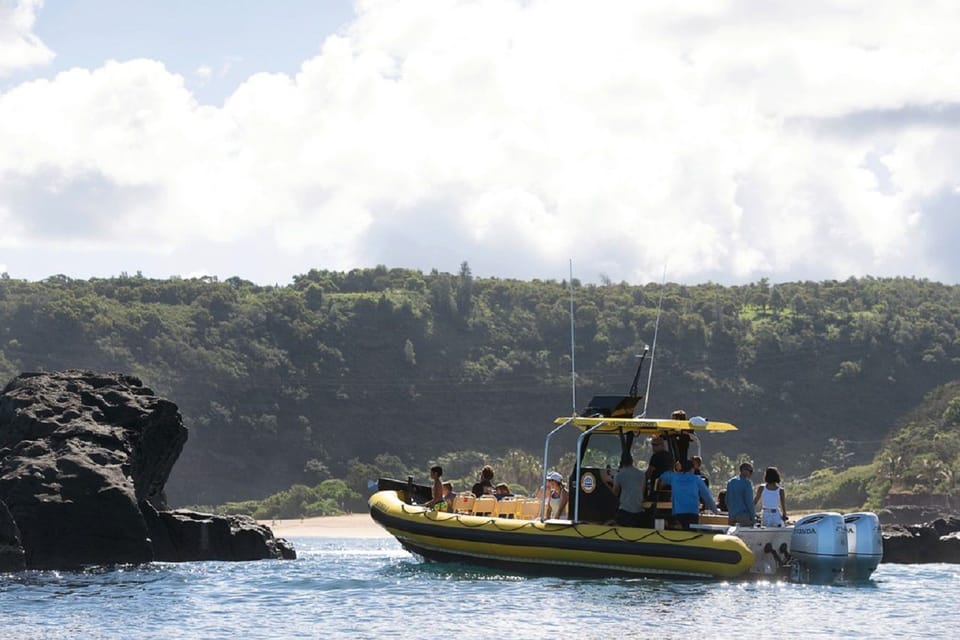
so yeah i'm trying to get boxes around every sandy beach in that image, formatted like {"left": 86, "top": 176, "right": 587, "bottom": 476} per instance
{"left": 259, "top": 513, "right": 389, "bottom": 538}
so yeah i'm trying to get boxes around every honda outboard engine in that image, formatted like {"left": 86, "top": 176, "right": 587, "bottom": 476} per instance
{"left": 789, "top": 512, "right": 847, "bottom": 584}
{"left": 843, "top": 512, "right": 883, "bottom": 582}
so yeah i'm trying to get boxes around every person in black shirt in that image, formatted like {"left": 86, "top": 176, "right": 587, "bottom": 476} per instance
{"left": 692, "top": 455, "right": 709, "bottom": 486}
{"left": 645, "top": 435, "right": 674, "bottom": 499}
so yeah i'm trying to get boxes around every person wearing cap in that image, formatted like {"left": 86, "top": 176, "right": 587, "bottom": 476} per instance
{"left": 725, "top": 462, "right": 756, "bottom": 526}
{"left": 658, "top": 459, "right": 719, "bottom": 529}
{"left": 606, "top": 454, "right": 646, "bottom": 527}
{"left": 644, "top": 435, "right": 674, "bottom": 499}
{"left": 537, "top": 471, "right": 568, "bottom": 519}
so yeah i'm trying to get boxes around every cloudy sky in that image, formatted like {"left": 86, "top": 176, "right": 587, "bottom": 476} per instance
{"left": 1, "top": 0, "right": 959, "bottom": 286}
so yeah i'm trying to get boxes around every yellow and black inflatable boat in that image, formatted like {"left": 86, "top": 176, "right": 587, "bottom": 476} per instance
{"left": 369, "top": 489, "right": 754, "bottom": 578}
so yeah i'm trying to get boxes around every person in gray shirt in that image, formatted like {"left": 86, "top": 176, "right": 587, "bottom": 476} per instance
{"left": 607, "top": 454, "right": 646, "bottom": 527}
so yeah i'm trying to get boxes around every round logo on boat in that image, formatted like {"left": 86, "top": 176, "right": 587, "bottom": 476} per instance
{"left": 580, "top": 472, "right": 596, "bottom": 494}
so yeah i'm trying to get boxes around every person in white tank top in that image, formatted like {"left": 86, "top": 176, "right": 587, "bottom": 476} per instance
{"left": 537, "top": 471, "right": 568, "bottom": 519}
{"left": 753, "top": 466, "right": 787, "bottom": 527}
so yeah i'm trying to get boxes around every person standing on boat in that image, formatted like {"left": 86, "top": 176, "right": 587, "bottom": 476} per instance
{"left": 754, "top": 466, "right": 788, "bottom": 527}
{"left": 644, "top": 435, "right": 674, "bottom": 499}
{"left": 659, "top": 459, "right": 719, "bottom": 529}
{"left": 691, "top": 455, "right": 709, "bottom": 486}
{"left": 606, "top": 454, "right": 646, "bottom": 527}
{"left": 725, "top": 462, "right": 756, "bottom": 526}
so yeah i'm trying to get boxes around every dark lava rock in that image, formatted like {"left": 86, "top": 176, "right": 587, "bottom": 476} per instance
{"left": 141, "top": 502, "right": 295, "bottom": 561}
{"left": 0, "top": 498, "right": 25, "bottom": 571}
{"left": 0, "top": 370, "right": 294, "bottom": 569}
{"left": 878, "top": 505, "right": 954, "bottom": 526}
{"left": 882, "top": 516, "right": 960, "bottom": 563}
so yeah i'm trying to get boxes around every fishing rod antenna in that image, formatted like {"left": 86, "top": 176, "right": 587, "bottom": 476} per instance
{"left": 628, "top": 346, "right": 649, "bottom": 398}
{"left": 568, "top": 259, "right": 576, "bottom": 416}
{"left": 640, "top": 268, "right": 667, "bottom": 417}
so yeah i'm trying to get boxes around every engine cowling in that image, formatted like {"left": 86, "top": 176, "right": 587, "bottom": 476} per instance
{"left": 789, "top": 512, "right": 847, "bottom": 584}
{"left": 843, "top": 512, "right": 883, "bottom": 582}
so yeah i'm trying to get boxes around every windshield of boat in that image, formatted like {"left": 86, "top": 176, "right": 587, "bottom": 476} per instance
{"left": 581, "top": 433, "right": 640, "bottom": 469}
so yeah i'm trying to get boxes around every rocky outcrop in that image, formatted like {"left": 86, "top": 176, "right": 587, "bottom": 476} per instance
{"left": 0, "top": 370, "right": 294, "bottom": 569}
{"left": 0, "top": 498, "right": 25, "bottom": 571}
{"left": 882, "top": 516, "right": 960, "bottom": 563}
{"left": 140, "top": 501, "right": 295, "bottom": 561}
{"left": 878, "top": 505, "right": 955, "bottom": 526}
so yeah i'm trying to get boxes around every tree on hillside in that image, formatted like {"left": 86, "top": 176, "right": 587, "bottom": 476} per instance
{"left": 456, "top": 261, "right": 474, "bottom": 324}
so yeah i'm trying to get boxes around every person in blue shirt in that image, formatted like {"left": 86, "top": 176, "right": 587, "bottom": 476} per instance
{"left": 658, "top": 459, "right": 719, "bottom": 529}
{"left": 725, "top": 462, "right": 756, "bottom": 526}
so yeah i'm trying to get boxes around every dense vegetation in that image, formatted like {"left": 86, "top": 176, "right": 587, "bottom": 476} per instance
{"left": 3, "top": 267, "right": 960, "bottom": 515}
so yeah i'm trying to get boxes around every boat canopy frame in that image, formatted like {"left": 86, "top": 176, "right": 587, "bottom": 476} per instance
{"left": 540, "top": 415, "right": 737, "bottom": 523}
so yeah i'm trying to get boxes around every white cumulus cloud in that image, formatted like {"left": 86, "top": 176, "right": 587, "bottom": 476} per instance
{"left": 2, "top": 0, "right": 960, "bottom": 285}
{"left": 0, "top": 0, "right": 53, "bottom": 76}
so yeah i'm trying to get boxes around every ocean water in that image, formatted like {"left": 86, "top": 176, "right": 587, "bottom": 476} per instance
{"left": 2, "top": 537, "right": 958, "bottom": 640}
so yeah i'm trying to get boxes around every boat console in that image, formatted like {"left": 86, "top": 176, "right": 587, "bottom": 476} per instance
{"left": 568, "top": 466, "right": 621, "bottom": 523}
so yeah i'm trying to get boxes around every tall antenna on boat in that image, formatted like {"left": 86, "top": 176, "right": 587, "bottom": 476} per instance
{"left": 568, "top": 259, "right": 576, "bottom": 416}
{"left": 628, "top": 346, "right": 649, "bottom": 397}
{"left": 640, "top": 267, "right": 667, "bottom": 417}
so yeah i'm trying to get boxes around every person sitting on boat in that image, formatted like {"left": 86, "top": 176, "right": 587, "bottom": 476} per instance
{"left": 442, "top": 481, "right": 457, "bottom": 506}
{"left": 658, "top": 458, "right": 719, "bottom": 529}
{"left": 644, "top": 435, "right": 674, "bottom": 499}
{"left": 536, "top": 471, "right": 569, "bottom": 519}
{"left": 606, "top": 453, "right": 646, "bottom": 527}
{"left": 494, "top": 483, "right": 513, "bottom": 500}
{"left": 471, "top": 465, "right": 495, "bottom": 496}
{"left": 423, "top": 465, "right": 447, "bottom": 511}
{"left": 754, "top": 466, "right": 788, "bottom": 527}
{"left": 725, "top": 462, "right": 756, "bottom": 526}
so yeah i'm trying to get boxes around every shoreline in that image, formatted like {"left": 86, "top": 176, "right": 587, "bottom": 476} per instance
{"left": 259, "top": 513, "right": 389, "bottom": 538}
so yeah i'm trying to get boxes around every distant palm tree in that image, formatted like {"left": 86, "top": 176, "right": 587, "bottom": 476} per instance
{"left": 938, "top": 464, "right": 960, "bottom": 507}
{"left": 497, "top": 449, "right": 542, "bottom": 493}
{"left": 913, "top": 458, "right": 944, "bottom": 494}
{"left": 880, "top": 453, "right": 904, "bottom": 489}
{"left": 707, "top": 452, "right": 753, "bottom": 484}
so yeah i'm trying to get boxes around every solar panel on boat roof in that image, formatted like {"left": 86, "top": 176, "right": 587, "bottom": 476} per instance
{"left": 581, "top": 395, "right": 640, "bottom": 418}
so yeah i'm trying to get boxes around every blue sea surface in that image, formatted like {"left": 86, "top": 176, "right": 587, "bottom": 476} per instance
{"left": 2, "top": 536, "right": 959, "bottom": 639}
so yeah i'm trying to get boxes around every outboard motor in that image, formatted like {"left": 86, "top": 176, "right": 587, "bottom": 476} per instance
{"left": 789, "top": 512, "right": 847, "bottom": 584}
{"left": 843, "top": 512, "right": 883, "bottom": 582}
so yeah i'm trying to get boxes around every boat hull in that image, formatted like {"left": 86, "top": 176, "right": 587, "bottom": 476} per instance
{"left": 369, "top": 490, "right": 754, "bottom": 579}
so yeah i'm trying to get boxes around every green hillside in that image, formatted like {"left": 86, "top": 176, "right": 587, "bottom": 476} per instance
{"left": 2, "top": 267, "right": 959, "bottom": 508}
